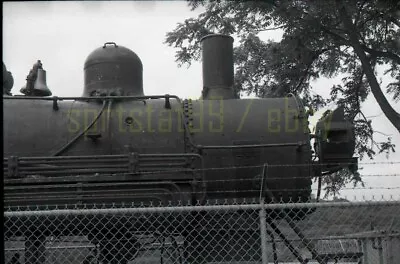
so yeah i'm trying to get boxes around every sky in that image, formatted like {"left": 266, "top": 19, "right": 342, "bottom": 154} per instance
{"left": 3, "top": 1, "right": 399, "bottom": 200}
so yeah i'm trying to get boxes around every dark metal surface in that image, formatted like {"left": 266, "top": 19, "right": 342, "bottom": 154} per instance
{"left": 20, "top": 61, "right": 52, "bottom": 96}
{"left": 315, "top": 106, "right": 357, "bottom": 174}
{"left": 189, "top": 97, "right": 313, "bottom": 202}
{"left": 83, "top": 42, "right": 143, "bottom": 96}
{"left": 4, "top": 95, "right": 313, "bottom": 206}
{"left": 4, "top": 153, "right": 204, "bottom": 208}
{"left": 3, "top": 62, "right": 14, "bottom": 95}
{"left": 201, "top": 34, "right": 235, "bottom": 99}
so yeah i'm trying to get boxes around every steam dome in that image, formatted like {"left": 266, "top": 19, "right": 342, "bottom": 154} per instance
{"left": 83, "top": 42, "right": 143, "bottom": 96}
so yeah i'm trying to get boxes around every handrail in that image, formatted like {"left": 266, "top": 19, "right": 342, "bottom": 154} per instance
{"left": 3, "top": 94, "right": 180, "bottom": 101}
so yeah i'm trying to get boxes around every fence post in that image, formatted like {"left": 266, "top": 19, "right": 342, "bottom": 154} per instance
{"left": 361, "top": 238, "right": 369, "bottom": 264}
{"left": 259, "top": 199, "right": 269, "bottom": 264}
{"left": 377, "top": 237, "right": 384, "bottom": 264}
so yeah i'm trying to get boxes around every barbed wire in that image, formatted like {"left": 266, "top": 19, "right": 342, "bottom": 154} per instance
{"left": 5, "top": 159, "right": 400, "bottom": 212}
{"left": 4, "top": 186, "right": 400, "bottom": 202}
{"left": 5, "top": 174, "right": 400, "bottom": 187}
{"left": 4, "top": 198, "right": 400, "bottom": 214}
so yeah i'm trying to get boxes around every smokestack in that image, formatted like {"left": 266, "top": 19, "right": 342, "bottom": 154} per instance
{"left": 201, "top": 34, "right": 235, "bottom": 100}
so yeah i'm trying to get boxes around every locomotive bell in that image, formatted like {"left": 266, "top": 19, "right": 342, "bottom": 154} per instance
{"left": 20, "top": 61, "right": 52, "bottom": 96}
{"left": 83, "top": 42, "right": 144, "bottom": 96}
{"left": 32, "top": 69, "right": 52, "bottom": 96}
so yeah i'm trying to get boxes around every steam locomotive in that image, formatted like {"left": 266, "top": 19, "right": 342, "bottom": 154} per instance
{"left": 3, "top": 34, "right": 357, "bottom": 263}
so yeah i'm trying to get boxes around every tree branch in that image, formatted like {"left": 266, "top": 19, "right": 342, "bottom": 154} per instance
{"left": 294, "top": 48, "right": 331, "bottom": 92}
{"left": 336, "top": 0, "right": 400, "bottom": 133}
{"left": 353, "top": 70, "right": 365, "bottom": 120}
{"left": 389, "top": 17, "right": 400, "bottom": 27}
{"left": 256, "top": 25, "right": 285, "bottom": 32}
{"left": 321, "top": 25, "right": 400, "bottom": 64}
{"left": 361, "top": 47, "right": 400, "bottom": 64}
{"left": 374, "top": 130, "right": 393, "bottom": 137}
{"left": 354, "top": 0, "right": 368, "bottom": 26}
{"left": 358, "top": 110, "right": 378, "bottom": 151}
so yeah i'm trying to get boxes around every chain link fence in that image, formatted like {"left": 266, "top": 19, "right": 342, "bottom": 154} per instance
{"left": 4, "top": 199, "right": 400, "bottom": 264}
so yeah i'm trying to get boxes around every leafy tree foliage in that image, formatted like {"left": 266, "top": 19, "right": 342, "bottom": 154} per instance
{"left": 165, "top": 0, "right": 399, "bottom": 196}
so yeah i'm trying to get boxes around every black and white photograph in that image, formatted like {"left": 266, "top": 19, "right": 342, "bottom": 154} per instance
{"left": 3, "top": 1, "right": 400, "bottom": 263}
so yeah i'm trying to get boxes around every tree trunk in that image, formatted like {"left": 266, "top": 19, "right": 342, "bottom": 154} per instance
{"left": 336, "top": 0, "right": 400, "bottom": 133}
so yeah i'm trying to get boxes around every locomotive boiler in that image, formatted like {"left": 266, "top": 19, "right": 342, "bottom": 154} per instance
{"left": 3, "top": 34, "right": 357, "bottom": 264}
